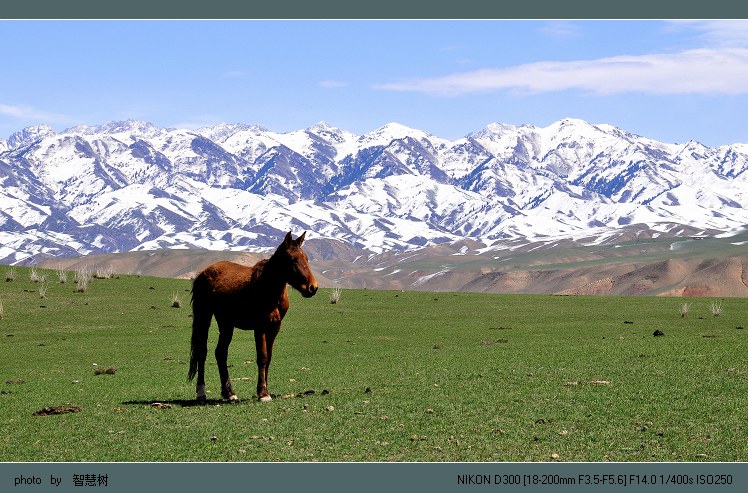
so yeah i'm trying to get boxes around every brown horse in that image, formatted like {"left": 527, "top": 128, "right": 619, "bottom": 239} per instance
{"left": 188, "top": 231, "right": 318, "bottom": 403}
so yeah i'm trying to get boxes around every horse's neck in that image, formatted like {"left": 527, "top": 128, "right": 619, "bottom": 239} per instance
{"left": 253, "top": 257, "right": 287, "bottom": 299}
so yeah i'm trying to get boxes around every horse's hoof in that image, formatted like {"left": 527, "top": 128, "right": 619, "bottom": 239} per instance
{"left": 225, "top": 394, "right": 240, "bottom": 403}
{"left": 259, "top": 395, "right": 272, "bottom": 402}
{"left": 196, "top": 384, "right": 207, "bottom": 404}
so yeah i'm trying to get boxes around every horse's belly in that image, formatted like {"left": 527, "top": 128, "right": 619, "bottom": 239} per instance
{"left": 231, "top": 311, "right": 283, "bottom": 331}
{"left": 213, "top": 295, "right": 284, "bottom": 330}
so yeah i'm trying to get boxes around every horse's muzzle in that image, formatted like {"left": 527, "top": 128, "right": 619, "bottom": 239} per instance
{"left": 301, "top": 283, "right": 318, "bottom": 298}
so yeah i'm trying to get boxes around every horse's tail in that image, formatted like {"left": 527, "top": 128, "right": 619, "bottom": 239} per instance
{"left": 188, "top": 271, "right": 212, "bottom": 381}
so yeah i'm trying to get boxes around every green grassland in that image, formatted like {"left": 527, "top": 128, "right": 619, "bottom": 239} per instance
{"left": 1, "top": 265, "right": 746, "bottom": 462}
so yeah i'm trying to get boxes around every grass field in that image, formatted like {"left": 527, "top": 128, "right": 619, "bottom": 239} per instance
{"left": 1, "top": 265, "right": 746, "bottom": 462}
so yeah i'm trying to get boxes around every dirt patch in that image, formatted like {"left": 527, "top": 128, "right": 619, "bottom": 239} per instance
{"left": 33, "top": 406, "right": 81, "bottom": 416}
{"left": 279, "top": 390, "right": 319, "bottom": 399}
{"left": 481, "top": 339, "right": 508, "bottom": 346}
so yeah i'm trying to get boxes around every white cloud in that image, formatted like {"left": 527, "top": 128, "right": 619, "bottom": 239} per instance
{"left": 374, "top": 48, "right": 748, "bottom": 97}
{"left": 666, "top": 20, "right": 748, "bottom": 48}
{"left": 0, "top": 102, "right": 69, "bottom": 121}
{"left": 538, "top": 21, "right": 581, "bottom": 39}
{"left": 318, "top": 80, "right": 349, "bottom": 89}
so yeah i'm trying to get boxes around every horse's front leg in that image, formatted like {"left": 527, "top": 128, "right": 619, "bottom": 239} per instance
{"left": 215, "top": 322, "right": 238, "bottom": 402}
{"left": 254, "top": 325, "right": 279, "bottom": 402}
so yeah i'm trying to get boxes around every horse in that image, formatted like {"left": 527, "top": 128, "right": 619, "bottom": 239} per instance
{"left": 187, "top": 231, "right": 318, "bottom": 403}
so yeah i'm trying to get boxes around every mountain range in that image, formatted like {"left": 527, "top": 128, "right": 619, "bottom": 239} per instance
{"left": 2, "top": 118, "right": 747, "bottom": 274}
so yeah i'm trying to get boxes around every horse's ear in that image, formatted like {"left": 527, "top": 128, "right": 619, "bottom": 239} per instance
{"left": 283, "top": 231, "right": 294, "bottom": 247}
{"left": 296, "top": 231, "right": 306, "bottom": 245}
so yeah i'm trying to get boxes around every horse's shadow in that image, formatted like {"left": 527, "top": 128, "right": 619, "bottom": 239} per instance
{"left": 122, "top": 398, "right": 249, "bottom": 408}
{"left": 121, "top": 391, "right": 314, "bottom": 408}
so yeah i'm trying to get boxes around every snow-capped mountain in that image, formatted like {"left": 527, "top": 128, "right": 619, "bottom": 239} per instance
{"left": 1, "top": 118, "right": 747, "bottom": 265}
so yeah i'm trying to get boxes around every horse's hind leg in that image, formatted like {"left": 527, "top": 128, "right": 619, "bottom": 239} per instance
{"left": 196, "top": 362, "right": 207, "bottom": 404}
{"left": 215, "top": 322, "right": 238, "bottom": 402}
{"left": 189, "top": 306, "right": 211, "bottom": 404}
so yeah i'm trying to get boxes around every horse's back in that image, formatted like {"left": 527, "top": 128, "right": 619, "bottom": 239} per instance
{"left": 196, "top": 260, "right": 256, "bottom": 295}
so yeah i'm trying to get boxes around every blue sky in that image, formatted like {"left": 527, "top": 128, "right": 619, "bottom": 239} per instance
{"left": 2, "top": 20, "right": 748, "bottom": 146}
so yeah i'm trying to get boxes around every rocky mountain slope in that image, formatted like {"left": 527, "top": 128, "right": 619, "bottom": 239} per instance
{"left": 41, "top": 229, "right": 748, "bottom": 297}
{"left": 2, "top": 118, "right": 748, "bottom": 284}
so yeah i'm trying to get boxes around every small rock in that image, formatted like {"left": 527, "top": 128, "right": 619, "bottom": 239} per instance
{"left": 653, "top": 330, "right": 665, "bottom": 337}
{"left": 325, "top": 405, "right": 335, "bottom": 412}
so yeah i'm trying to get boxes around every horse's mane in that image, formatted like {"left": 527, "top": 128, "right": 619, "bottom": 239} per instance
{"left": 248, "top": 258, "right": 271, "bottom": 286}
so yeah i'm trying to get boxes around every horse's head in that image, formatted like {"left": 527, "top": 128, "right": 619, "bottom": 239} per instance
{"left": 274, "top": 231, "right": 318, "bottom": 298}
